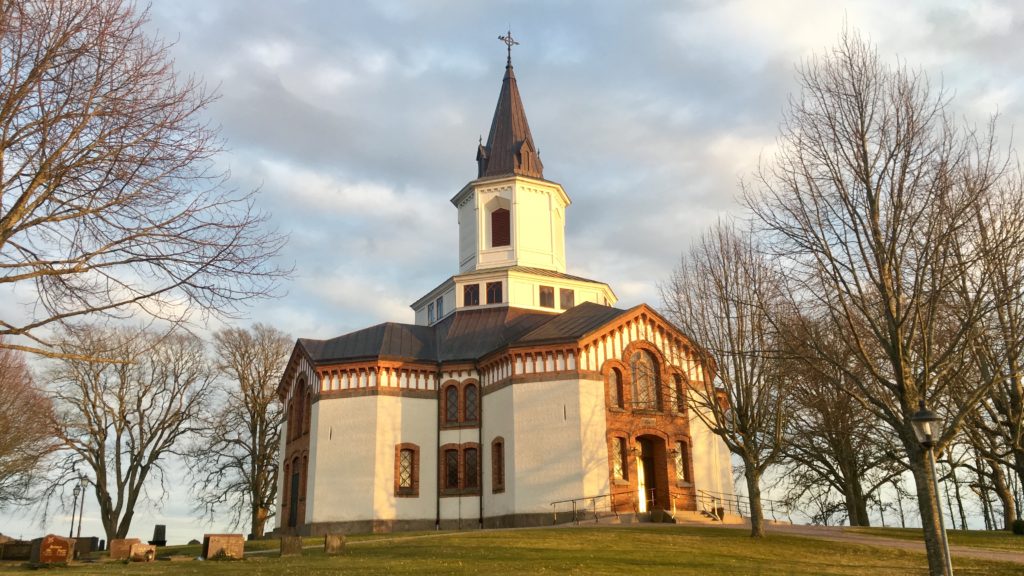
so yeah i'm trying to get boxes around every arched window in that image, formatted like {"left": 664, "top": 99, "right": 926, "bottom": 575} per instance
{"left": 675, "top": 441, "right": 691, "bottom": 484}
{"left": 491, "top": 208, "right": 510, "bottom": 247}
{"left": 608, "top": 368, "right": 624, "bottom": 409}
{"left": 464, "top": 384, "right": 479, "bottom": 422}
{"left": 395, "top": 444, "right": 419, "bottom": 497}
{"left": 303, "top": 391, "right": 312, "bottom": 433}
{"left": 674, "top": 374, "right": 686, "bottom": 413}
{"left": 630, "top": 351, "right": 659, "bottom": 410}
{"left": 444, "top": 449, "right": 459, "bottom": 490}
{"left": 492, "top": 438, "right": 505, "bottom": 493}
{"left": 445, "top": 385, "right": 459, "bottom": 425}
{"left": 612, "top": 437, "right": 627, "bottom": 480}
{"left": 464, "top": 447, "right": 480, "bottom": 489}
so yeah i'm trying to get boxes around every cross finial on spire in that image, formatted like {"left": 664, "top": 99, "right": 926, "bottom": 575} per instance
{"left": 498, "top": 29, "right": 519, "bottom": 65}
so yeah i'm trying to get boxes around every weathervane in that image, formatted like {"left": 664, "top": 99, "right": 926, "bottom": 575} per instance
{"left": 498, "top": 29, "right": 519, "bottom": 64}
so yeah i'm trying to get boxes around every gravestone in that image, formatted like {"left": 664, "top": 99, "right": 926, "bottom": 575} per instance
{"left": 108, "top": 538, "right": 141, "bottom": 560}
{"left": 75, "top": 536, "right": 99, "bottom": 556}
{"left": 201, "top": 534, "right": 244, "bottom": 559}
{"left": 324, "top": 533, "right": 346, "bottom": 554}
{"left": 148, "top": 524, "right": 167, "bottom": 547}
{"left": 30, "top": 535, "right": 73, "bottom": 564}
{"left": 1, "top": 541, "right": 32, "bottom": 560}
{"left": 187, "top": 539, "right": 200, "bottom": 546}
{"left": 279, "top": 535, "right": 303, "bottom": 557}
{"left": 129, "top": 543, "right": 157, "bottom": 562}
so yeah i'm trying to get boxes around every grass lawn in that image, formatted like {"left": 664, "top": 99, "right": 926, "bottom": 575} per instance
{"left": 845, "top": 526, "right": 1024, "bottom": 552}
{"left": 0, "top": 525, "right": 1019, "bottom": 575}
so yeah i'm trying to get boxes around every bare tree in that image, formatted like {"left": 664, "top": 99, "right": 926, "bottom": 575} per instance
{"left": 779, "top": 317, "right": 904, "bottom": 526}
{"left": 49, "top": 326, "right": 213, "bottom": 541}
{"left": 746, "top": 29, "right": 1022, "bottom": 573}
{"left": 0, "top": 0, "right": 287, "bottom": 358}
{"left": 0, "top": 342, "right": 55, "bottom": 507}
{"left": 661, "top": 220, "right": 789, "bottom": 538}
{"left": 186, "top": 324, "right": 291, "bottom": 538}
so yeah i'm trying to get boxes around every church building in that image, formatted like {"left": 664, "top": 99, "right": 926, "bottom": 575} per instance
{"left": 274, "top": 41, "right": 732, "bottom": 534}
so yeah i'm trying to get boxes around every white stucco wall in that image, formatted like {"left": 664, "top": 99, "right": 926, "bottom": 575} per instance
{"left": 510, "top": 378, "right": 609, "bottom": 513}
{"left": 482, "top": 386, "right": 515, "bottom": 517}
{"left": 687, "top": 391, "right": 733, "bottom": 499}
{"left": 309, "top": 395, "right": 437, "bottom": 523}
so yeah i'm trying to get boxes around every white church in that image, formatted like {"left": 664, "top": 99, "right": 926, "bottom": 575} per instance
{"left": 274, "top": 42, "right": 732, "bottom": 534}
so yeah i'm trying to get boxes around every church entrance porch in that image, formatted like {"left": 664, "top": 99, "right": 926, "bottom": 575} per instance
{"left": 635, "top": 435, "right": 669, "bottom": 513}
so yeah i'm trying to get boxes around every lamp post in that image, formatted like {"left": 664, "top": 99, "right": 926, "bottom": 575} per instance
{"left": 911, "top": 400, "right": 953, "bottom": 576}
{"left": 76, "top": 476, "right": 87, "bottom": 539}
{"left": 69, "top": 482, "right": 81, "bottom": 539}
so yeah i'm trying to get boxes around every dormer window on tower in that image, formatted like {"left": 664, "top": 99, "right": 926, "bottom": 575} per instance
{"left": 491, "top": 208, "right": 510, "bottom": 247}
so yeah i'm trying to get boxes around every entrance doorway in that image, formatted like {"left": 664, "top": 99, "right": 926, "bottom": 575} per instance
{"left": 635, "top": 435, "right": 668, "bottom": 512}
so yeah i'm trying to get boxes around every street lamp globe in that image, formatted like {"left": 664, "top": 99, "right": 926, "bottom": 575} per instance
{"left": 911, "top": 400, "right": 942, "bottom": 448}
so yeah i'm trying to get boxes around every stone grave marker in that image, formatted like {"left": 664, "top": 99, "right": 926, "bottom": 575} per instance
{"left": 279, "top": 535, "right": 303, "bottom": 557}
{"left": 201, "top": 534, "right": 244, "bottom": 559}
{"left": 148, "top": 524, "right": 167, "bottom": 546}
{"left": 129, "top": 543, "right": 157, "bottom": 562}
{"left": 0, "top": 541, "right": 32, "bottom": 561}
{"left": 324, "top": 533, "right": 346, "bottom": 554}
{"left": 29, "top": 535, "right": 74, "bottom": 564}
{"left": 108, "top": 538, "right": 141, "bottom": 560}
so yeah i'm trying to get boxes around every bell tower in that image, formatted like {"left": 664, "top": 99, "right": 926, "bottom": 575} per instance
{"left": 452, "top": 32, "right": 569, "bottom": 274}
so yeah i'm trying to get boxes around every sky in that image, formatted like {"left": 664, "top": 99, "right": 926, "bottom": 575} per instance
{"left": 3, "top": 0, "right": 1023, "bottom": 544}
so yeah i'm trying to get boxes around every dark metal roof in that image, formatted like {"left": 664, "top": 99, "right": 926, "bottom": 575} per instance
{"left": 476, "top": 62, "right": 543, "bottom": 179}
{"left": 434, "top": 306, "right": 555, "bottom": 362}
{"left": 299, "top": 322, "right": 437, "bottom": 364}
{"left": 515, "top": 302, "right": 628, "bottom": 346}
{"left": 298, "top": 304, "right": 630, "bottom": 367}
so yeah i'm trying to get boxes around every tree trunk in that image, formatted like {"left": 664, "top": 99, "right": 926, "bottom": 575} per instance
{"left": 909, "top": 445, "right": 952, "bottom": 576}
{"left": 743, "top": 462, "right": 766, "bottom": 538}
{"left": 990, "top": 461, "right": 1016, "bottom": 530}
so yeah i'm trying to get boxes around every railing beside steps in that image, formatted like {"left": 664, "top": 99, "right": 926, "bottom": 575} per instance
{"left": 696, "top": 489, "right": 793, "bottom": 524}
{"left": 550, "top": 489, "right": 653, "bottom": 525}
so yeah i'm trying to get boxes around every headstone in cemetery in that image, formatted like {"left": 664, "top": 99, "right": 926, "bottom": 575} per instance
{"left": 108, "top": 538, "right": 141, "bottom": 560}
{"left": 148, "top": 524, "right": 167, "bottom": 547}
{"left": 279, "top": 535, "right": 303, "bottom": 557}
{"left": 29, "top": 535, "right": 73, "bottom": 564}
{"left": 129, "top": 543, "right": 157, "bottom": 562}
{"left": 201, "top": 534, "right": 244, "bottom": 560}
{"left": 187, "top": 539, "right": 200, "bottom": 546}
{"left": 0, "top": 541, "right": 32, "bottom": 561}
{"left": 324, "top": 533, "right": 346, "bottom": 554}
{"left": 75, "top": 536, "right": 99, "bottom": 555}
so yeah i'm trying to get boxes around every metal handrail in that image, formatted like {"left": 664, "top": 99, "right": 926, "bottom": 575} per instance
{"left": 696, "top": 489, "right": 793, "bottom": 524}
{"left": 550, "top": 489, "right": 637, "bottom": 525}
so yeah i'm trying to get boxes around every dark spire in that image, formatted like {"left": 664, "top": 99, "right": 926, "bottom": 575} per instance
{"left": 476, "top": 31, "right": 544, "bottom": 179}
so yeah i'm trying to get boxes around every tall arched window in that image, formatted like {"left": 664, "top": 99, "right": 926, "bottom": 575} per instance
{"left": 464, "top": 384, "right": 479, "bottom": 422}
{"left": 630, "top": 351, "right": 659, "bottom": 410}
{"left": 673, "top": 374, "right": 686, "bottom": 413}
{"left": 491, "top": 208, "right": 510, "bottom": 247}
{"left": 445, "top": 385, "right": 459, "bottom": 425}
{"left": 464, "top": 448, "right": 480, "bottom": 489}
{"left": 608, "top": 368, "right": 624, "bottom": 409}
{"left": 492, "top": 438, "right": 505, "bottom": 493}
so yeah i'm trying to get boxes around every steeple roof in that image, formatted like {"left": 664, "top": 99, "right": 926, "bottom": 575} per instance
{"left": 476, "top": 59, "right": 544, "bottom": 179}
